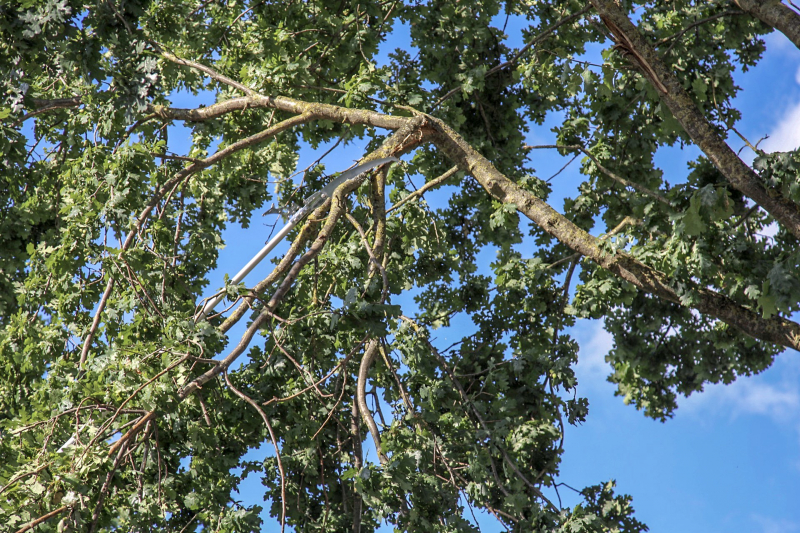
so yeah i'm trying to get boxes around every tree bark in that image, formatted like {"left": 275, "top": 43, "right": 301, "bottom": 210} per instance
{"left": 734, "top": 0, "right": 800, "bottom": 49}
{"left": 589, "top": 0, "right": 800, "bottom": 240}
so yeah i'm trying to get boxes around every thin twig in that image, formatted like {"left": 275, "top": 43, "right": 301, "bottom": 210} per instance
{"left": 387, "top": 166, "right": 459, "bottom": 213}
{"left": 431, "top": 6, "right": 591, "bottom": 109}
{"left": 525, "top": 144, "right": 671, "bottom": 205}
{"left": 223, "top": 371, "right": 286, "bottom": 533}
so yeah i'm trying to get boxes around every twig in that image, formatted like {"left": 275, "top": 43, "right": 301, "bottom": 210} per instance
{"left": 223, "top": 371, "right": 286, "bottom": 533}
{"left": 387, "top": 166, "right": 459, "bottom": 213}
{"left": 0, "top": 464, "right": 50, "bottom": 496}
{"left": 13, "top": 506, "right": 68, "bottom": 533}
{"left": 160, "top": 50, "right": 255, "bottom": 96}
{"left": 431, "top": 6, "right": 591, "bottom": 109}
{"left": 525, "top": 144, "right": 671, "bottom": 205}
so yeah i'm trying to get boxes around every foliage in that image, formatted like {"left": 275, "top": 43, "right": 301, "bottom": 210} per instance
{"left": 2, "top": 0, "right": 799, "bottom": 531}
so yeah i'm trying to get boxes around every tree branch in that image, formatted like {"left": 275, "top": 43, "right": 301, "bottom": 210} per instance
{"left": 387, "top": 165, "right": 459, "bottom": 213}
{"left": 180, "top": 120, "right": 421, "bottom": 399}
{"left": 524, "top": 144, "right": 671, "bottom": 206}
{"left": 428, "top": 113, "right": 800, "bottom": 352}
{"left": 13, "top": 506, "right": 68, "bottom": 533}
{"left": 734, "top": 0, "right": 800, "bottom": 49}
{"left": 356, "top": 340, "right": 387, "bottom": 465}
{"left": 589, "top": 0, "right": 800, "bottom": 240}
{"left": 223, "top": 371, "right": 287, "bottom": 533}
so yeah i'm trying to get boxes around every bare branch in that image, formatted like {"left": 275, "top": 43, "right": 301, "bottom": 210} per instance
{"left": 161, "top": 50, "right": 256, "bottom": 96}
{"left": 356, "top": 340, "right": 387, "bottom": 465}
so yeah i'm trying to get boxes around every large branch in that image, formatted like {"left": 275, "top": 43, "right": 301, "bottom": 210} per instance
{"left": 428, "top": 114, "right": 800, "bottom": 352}
{"left": 733, "top": 0, "right": 800, "bottom": 49}
{"left": 149, "top": 94, "right": 408, "bottom": 130}
{"left": 589, "top": 0, "right": 800, "bottom": 240}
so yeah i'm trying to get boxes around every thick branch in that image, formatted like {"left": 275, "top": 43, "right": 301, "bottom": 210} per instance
{"left": 590, "top": 0, "right": 800, "bottom": 240}
{"left": 149, "top": 94, "right": 408, "bottom": 130}
{"left": 357, "top": 340, "right": 387, "bottom": 465}
{"left": 429, "top": 115, "right": 800, "bottom": 351}
{"left": 734, "top": 0, "right": 800, "bottom": 49}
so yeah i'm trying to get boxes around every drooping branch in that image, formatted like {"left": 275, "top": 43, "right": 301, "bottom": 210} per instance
{"left": 13, "top": 96, "right": 82, "bottom": 126}
{"left": 428, "top": 114, "right": 800, "bottom": 352}
{"left": 223, "top": 370, "right": 287, "bottom": 533}
{"left": 733, "top": 0, "right": 800, "bottom": 49}
{"left": 589, "top": 0, "right": 800, "bottom": 240}
{"left": 655, "top": 10, "right": 745, "bottom": 51}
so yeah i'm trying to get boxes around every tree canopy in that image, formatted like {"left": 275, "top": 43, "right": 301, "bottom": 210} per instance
{"left": 2, "top": 0, "right": 799, "bottom": 531}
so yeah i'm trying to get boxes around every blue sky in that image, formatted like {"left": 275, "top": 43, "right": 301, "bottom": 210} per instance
{"left": 180, "top": 18, "right": 800, "bottom": 533}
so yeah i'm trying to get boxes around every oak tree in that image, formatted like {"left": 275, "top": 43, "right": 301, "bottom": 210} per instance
{"left": 2, "top": 0, "right": 799, "bottom": 531}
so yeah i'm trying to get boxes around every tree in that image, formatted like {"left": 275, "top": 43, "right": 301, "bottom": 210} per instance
{"left": 2, "top": 0, "right": 798, "bottom": 531}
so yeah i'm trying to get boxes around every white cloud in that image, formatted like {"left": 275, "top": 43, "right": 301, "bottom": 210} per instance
{"left": 761, "top": 100, "right": 800, "bottom": 153}
{"left": 681, "top": 354, "right": 800, "bottom": 425}
{"left": 572, "top": 319, "right": 614, "bottom": 389}
{"left": 728, "top": 379, "right": 799, "bottom": 418}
